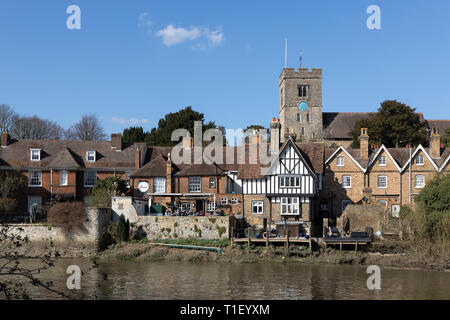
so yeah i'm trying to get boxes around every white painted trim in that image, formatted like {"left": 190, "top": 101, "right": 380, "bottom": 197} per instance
{"left": 368, "top": 145, "right": 402, "bottom": 172}
{"left": 440, "top": 153, "right": 450, "bottom": 172}
{"left": 325, "top": 146, "right": 366, "bottom": 173}
{"left": 400, "top": 145, "right": 439, "bottom": 172}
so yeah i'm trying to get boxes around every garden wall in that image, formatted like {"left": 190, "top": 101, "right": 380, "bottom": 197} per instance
{"left": 4, "top": 208, "right": 111, "bottom": 246}
{"left": 134, "top": 216, "right": 234, "bottom": 240}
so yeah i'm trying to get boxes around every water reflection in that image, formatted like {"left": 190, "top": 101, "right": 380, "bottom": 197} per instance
{"left": 12, "top": 259, "right": 450, "bottom": 300}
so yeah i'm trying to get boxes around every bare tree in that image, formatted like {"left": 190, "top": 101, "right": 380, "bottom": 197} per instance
{"left": 67, "top": 114, "right": 107, "bottom": 141}
{"left": 10, "top": 116, "right": 66, "bottom": 140}
{"left": 0, "top": 104, "right": 18, "bottom": 132}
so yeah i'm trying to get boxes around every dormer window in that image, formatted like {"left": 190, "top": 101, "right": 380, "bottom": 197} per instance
{"left": 337, "top": 156, "right": 345, "bottom": 167}
{"left": 378, "top": 156, "right": 386, "bottom": 166}
{"left": 30, "top": 149, "right": 41, "bottom": 161}
{"left": 86, "top": 151, "right": 96, "bottom": 162}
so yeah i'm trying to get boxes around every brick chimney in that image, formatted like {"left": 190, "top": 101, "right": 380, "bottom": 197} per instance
{"left": 360, "top": 128, "right": 369, "bottom": 160}
{"left": 250, "top": 129, "right": 261, "bottom": 145}
{"left": 135, "top": 148, "right": 141, "bottom": 169}
{"left": 1, "top": 132, "right": 9, "bottom": 147}
{"left": 166, "top": 153, "right": 172, "bottom": 193}
{"left": 430, "top": 128, "right": 441, "bottom": 158}
{"left": 182, "top": 134, "right": 194, "bottom": 149}
{"left": 111, "top": 133, "right": 122, "bottom": 150}
{"left": 270, "top": 118, "right": 281, "bottom": 155}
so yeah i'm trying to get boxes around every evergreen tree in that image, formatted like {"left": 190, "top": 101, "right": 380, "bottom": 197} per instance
{"left": 350, "top": 100, "right": 428, "bottom": 148}
{"left": 122, "top": 126, "right": 148, "bottom": 143}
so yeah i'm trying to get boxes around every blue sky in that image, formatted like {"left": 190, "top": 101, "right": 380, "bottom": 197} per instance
{"left": 1, "top": 0, "right": 449, "bottom": 137}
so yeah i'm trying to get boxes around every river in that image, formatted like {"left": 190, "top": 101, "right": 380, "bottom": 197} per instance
{"left": 13, "top": 259, "right": 450, "bottom": 300}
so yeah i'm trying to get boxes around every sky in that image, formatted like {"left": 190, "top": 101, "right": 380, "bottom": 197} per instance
{"left": 0, "top": 0, "right": 449, "bottom": 137}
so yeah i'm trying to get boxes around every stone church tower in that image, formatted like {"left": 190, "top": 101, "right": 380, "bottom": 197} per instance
{"left": 279, "top": 68, "right": 323, "bottom": 143}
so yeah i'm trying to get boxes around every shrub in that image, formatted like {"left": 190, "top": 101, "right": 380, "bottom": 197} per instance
{"left": 415, "top": 174, "right": 450, "bottom": 212}
{"left": 0, "top": 198, "right": 17, "bottom": 213}
{"left": 91, "top": 177, "right": 128, "bottom": 208}
{"left": 116, "top": 214, "right": 130, "bottom": 242}
{"left": 47, "top": 202, "right": 85, "bottom": 234}
{"left": 399, "top": 205, "right": 412, "bottom": 220}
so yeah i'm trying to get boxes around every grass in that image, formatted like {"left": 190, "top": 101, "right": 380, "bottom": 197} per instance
{"left": 152, "top": 238, "right": 230, "bottom": 248}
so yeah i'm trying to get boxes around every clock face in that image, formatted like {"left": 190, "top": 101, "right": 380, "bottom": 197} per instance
{"left": 298, "top": 102, "right": 308, "bottom": 111}
{"left": 138, "top": 181, "right": 149, "bottom": 193}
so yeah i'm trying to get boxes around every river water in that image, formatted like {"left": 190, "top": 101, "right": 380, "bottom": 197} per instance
{"left": 10, "top": 259, "right": 450, "bottom": 300}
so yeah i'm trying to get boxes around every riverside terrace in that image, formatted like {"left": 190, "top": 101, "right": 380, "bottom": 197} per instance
{"left": 1, "top": 124, "right": 450, "bottom": 239}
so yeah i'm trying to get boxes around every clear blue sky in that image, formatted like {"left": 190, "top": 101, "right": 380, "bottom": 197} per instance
{"left": 1, "top": 0, "right": 449, "bottom": 137}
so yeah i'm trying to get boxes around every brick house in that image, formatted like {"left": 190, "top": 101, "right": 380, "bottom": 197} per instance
{"left": 0, "top": 132, "right": 145, "bottom": 213}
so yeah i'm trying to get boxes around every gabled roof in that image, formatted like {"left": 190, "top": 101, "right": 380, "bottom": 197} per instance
{"left": 440, "top": 151, "right": 450, "bottom": 172}
{"left": 130, "top": 154, "right": 168, "bottom": 177}
{"left": 325, "top": 146, "right": 366, "bottom": 172}
{"left": 368, "top": 145, "right": 402, "bottom": 172}
{"left": 48, "top": 148, "right": 81, "bottom": 169}
{"left": 400, "top": 145, "right": 439, "bottom": 172}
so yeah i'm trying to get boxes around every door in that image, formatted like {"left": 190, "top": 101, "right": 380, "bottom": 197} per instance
{"left": 28, "top": 196, "right": 42, "bottom": 214}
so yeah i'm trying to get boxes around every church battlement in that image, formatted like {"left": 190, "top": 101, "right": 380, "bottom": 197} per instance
{"left": 279, "top": 68, "right": 322, "bottom": 84}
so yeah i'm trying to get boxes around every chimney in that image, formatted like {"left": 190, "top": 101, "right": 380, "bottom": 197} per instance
{"left": 430, "top": 128, "right": 441, "bottom": 158}
{"left": 1, "top": 132, "right": 9, "bottom": 147}
{"left": 270, "top": 118, "right": 281, "bottom": 155}
{"left": 135, "top": 148, "right": 141, "bottom": 169}
{"left": 182, "top": 134, "right": 194, "bottom": 149}
{"left": 360, "top": 128, "right": 369, "bottom": 160}
{"left": 250, "top": 129, "right": 261, "bottom": 145}
{"left": 111, "top": 133, "right": 122, "bottom": 150}
{"left": 166, "top": 153, "right": 172, "bottom": 193}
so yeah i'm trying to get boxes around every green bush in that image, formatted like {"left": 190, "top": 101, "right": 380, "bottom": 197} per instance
{"left": 91, "top": 177, "right": 128, "bottom": 208}
{"left": 116, "top": 214, "right": 130, "bottom": 242}
{"left": 399, "top": 205, "right": 412, "bottom": 220}
{"left": 0, "top": 198, "right": 17, "bottom": 213}
{"left": 415, "top": 174, "right": 450, "bottom": 212}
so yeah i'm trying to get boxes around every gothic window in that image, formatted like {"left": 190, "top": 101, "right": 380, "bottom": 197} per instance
{"left": 298, "top": 85, "right": 307, "bottom": 97}
{"left": 301, "top": 127, "right": 305, "bottom": 136}
{"left": 306, "top": 113, "right": 310, "bottom": 122}
{"left": 296, "top": 113, "right": 301, "bottom": 122}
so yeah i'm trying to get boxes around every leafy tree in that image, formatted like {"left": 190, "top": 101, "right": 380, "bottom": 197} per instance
{"left": 350, "top": 100, "right": 428, "bottom": 148}
{"left": 67, "top": 114, "right": 107, "bottom": 141}
{"left": 441, "top": 127, "right": 450, "bottom": 148}
{"left": 415, "top": 174, "right": 450, "bottom": 213}
{"left": 123, "top": 126, "right": 149, "bottom": 143}
{"left": 144, "top": 106, "right": 217, "bottom": 146}
{"left": 91, "top": 177, "right": 128, "bottom": 208}
{"left": 0, "top": 104, "right": 18, "bottom": 132}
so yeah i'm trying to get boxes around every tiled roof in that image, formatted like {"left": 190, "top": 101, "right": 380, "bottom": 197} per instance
{"left": 130, "top": 154, "right": 168, "bottom": 177}
{"left": 426, "top": 120, "right": 450, "bottom": 135}
{"left": 0, "top": 139, "right": 147, "bottom": 169}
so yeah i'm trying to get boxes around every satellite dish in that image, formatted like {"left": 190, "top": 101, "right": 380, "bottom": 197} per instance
{"left": 138, "top": 181, "right": 149, "bottom": 193}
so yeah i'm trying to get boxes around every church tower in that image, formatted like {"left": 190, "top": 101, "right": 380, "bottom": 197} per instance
{"left": 279, "top": 68, "right": 323, "bottom": 143}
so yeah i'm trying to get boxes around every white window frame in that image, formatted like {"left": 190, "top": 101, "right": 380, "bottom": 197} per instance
{"left": 231, "top": 197, "right": 238, "bottom": 205}
{"left": 415, "top": 175, "right": 425, "bottom": 188}
{"left": 153, "top": 177, "right": 166, "bottom": 194}
{"left": 28, "top": 170, "right": 42, "bottom": 187}
{"left": 342, "top": 176, "right": 351, "bottom": 189}
{"left": 251, "top": 200, "right": 264, "bottom": 215}
{"left": 86, "top": 151, "right": 96, "bottom": 163}
{"left": 60, "top": 170, "right": 68, "bottom": 186}
{"left": 84, "top": 170, "right": 97, "bottom": 187}
{"left": 220, "top": 197, "right": 227, "bottom": 205}
{"left": 207, "top": 201, "right": 216, "bottom": 212}
{"left": 279, "top": 176, "right": 300, "bottom": 188}
{"left": 416, "top": 155, "right": 424, "bottom": 166}
{"left": 342, "top": 200, "right": 352, "bottom": 213}
{"left": 378, "top": 200, "right": 388, "bottom": 207}
{"left": 336, "top": 156, "right": 345, "bottom": 167}
{"left": 188, "top": 176, "right": 201, "bottom": 193}
{"left": 378, "top": 156, "right": 386, "bottom": 166}
{"left": 30, "top": 149, "right": 41, "bottom": 161}
{"left": 209, "top": 177, "right": 216, "bottom": 188}
{"left": 377, "top": 175, "right": 388, "bottom": 189}
{"left": 281, "top": 197, "right": 299, "bottom": 215}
